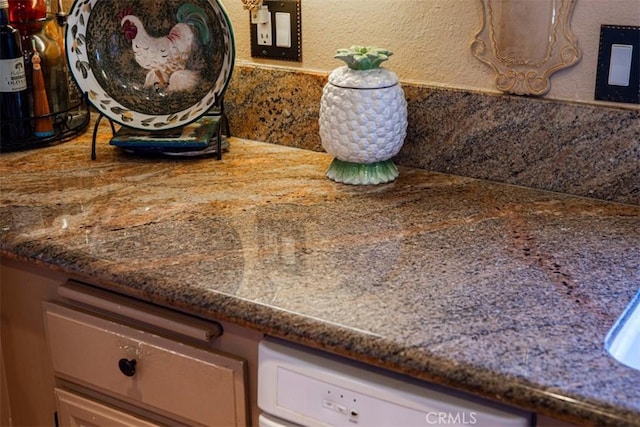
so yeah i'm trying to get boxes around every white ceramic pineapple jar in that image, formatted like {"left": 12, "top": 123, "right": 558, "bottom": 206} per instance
{"left": 319, "top": 46, "right": 407, "bottom": 185}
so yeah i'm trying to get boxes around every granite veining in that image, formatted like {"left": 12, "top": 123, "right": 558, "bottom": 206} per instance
{"left": 1, "top": 121, "right": 640, "bottom": 426}
{"left": 226, "top": 64, "right": 640, "bottom": 205}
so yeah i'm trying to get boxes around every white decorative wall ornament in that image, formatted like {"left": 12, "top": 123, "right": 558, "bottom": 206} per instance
{"left": 471, "top": 0, "right": 581, "bottom": 96}
{"left": 241, "top": 0, "right": 262, "bottom": 11}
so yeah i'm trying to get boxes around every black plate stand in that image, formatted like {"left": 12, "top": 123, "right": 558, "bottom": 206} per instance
{"left": 90, "top": 97, "right": 230, "bottom": 161}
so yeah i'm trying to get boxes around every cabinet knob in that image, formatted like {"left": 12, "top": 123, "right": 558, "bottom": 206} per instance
{"left": 118, "top": 358, "right": 137, "bottom": 377}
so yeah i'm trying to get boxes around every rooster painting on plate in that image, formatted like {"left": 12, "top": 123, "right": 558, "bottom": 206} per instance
{"left": 119, "top": 3, "right": 210, "bottom": 93}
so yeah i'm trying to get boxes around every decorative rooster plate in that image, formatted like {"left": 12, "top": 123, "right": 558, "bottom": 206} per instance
{"left": 66, "top": 0, "right": 234, "bottom": 130}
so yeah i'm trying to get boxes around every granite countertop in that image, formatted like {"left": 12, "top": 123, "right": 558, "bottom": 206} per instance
{"left": 1, "top": 123, "right": 639, "bottom": 426}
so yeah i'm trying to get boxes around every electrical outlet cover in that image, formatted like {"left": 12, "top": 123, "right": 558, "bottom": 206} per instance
{"left": 595, "top": 25, "right": 640, "bottom": 104}
{"left": 250, "top": 0, "right": 301, "bottom": 61}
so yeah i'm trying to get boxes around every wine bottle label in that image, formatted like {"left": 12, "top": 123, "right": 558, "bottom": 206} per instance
{"left": 0, "top": 58, "right": 28, "bottom": 92}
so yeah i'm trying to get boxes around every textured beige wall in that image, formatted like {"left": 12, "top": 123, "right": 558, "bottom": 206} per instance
{"left": 220, "top": 0, "right": 639, "bottom": 107}
{"left": 59, "top": 0, "right": 638, "bottom": 107}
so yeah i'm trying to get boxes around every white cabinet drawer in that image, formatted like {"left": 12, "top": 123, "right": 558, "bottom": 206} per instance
{"left": 44, "top": 302, "right": 248, "bottom": 427}
{"left": 55, "top": 388, "right": 161, "bottom": 427}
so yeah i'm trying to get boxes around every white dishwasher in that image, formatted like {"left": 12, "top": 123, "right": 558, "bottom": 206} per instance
{"left": 258, "top": 337, "right": 533, "bottom": 427}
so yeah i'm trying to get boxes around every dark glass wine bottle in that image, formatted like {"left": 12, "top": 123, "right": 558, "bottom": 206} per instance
{"left": 1, "top": 0, "right": 31, "bottom": 143}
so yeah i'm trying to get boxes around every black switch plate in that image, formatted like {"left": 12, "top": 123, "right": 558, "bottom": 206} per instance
{"left": 594, "top": 25, "right": 640, "bottom": 104}
{"left": 250, "top": 0, "right": 301, "bottom": 62}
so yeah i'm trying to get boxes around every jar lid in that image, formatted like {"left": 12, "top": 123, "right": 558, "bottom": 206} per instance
{"left": 328, "top": 66, "right": 399, "bottom": 89}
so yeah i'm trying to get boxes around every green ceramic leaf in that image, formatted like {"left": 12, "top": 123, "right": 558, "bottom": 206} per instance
{"left": 334, "top": 46, "right": 393, "bottom": 70}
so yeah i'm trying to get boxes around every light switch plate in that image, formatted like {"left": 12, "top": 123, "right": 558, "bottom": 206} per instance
{"left": 595, "top": 25, "right": 640, "bottom": 104}
{"left": 250, "top": 0, "right": 301, "bottom": 62}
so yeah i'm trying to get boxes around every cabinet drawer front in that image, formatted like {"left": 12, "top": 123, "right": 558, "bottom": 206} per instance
{"left": 44, "top": 302, "right": 247, "bottom": 427}
{"left": 55, "top": 388, "right": 161, "bottom": 427}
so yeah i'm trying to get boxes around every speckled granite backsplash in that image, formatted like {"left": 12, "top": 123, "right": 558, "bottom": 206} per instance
{"left": 225, "top": 64, "right": 639, "bottom": 206}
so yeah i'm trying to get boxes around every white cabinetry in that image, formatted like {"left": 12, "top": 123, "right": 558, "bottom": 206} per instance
{"left": 55, "top": 388, "right": 161, "bottom": 427}
{"left": 43, "top": 282, "right": 249, "bottom": 426}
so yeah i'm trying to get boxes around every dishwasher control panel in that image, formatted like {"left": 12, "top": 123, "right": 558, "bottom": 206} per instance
{"left": 258, "top": 338, "right": 533, "bottom": 427}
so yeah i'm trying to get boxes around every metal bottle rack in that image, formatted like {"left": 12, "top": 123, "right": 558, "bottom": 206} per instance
{"left": 0, "top": 97, "right": 91, "bottom": 153}
{"left": 1, "top": 13, "right": 91, "bottom": 153}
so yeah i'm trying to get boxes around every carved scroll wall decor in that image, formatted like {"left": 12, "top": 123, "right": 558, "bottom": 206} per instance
{"left": 471, "top": 0, "right": 581, "bottom": 96}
